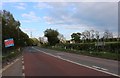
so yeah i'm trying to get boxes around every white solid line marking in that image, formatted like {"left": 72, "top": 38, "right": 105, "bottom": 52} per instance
{"left": 33, "top": 47, "right": 120, "bottom": 77}
{"left": 92, "top": 65, "right": 108, "bottom": 71}
{"left": 92, "top": 65, "right": 101, "bottom": 69}
{"left": 57, "top": 56, "right": 61, "bottom": 58}
{"left": 2, "top": 58, "right": 19, "bottom": 72}
{"left": 101, "top": 68, "right": 108, "bottom": 71}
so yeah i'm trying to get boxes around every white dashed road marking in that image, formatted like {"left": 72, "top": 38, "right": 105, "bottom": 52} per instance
{"left": 22, "top": 56, "right": 25, "bottom": 77}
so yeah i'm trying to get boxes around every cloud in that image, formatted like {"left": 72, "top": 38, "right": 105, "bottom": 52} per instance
{"left": 43, "top": 16, "right": 54, "bottom": 24}
{"left": 13, "top": 3, "right": 26, "bottom": 10}
{"left": 0, "top": 2, "right": 2, "bottom": 9}
{"left": 41, "top": 2, "right": 118, "bottom": 39}
{"left": 21, "top": 28, "right": 38, "bottom": 32}
{"left": 34, "top": 2, "right": 53, "bottom": 9}
{"left": 21, "top": 11, "right": 41, "bottom": 22}
{"left": 63, "top": 25, "right": 95, "bottom": 30}
{"left": 2, "top": 0, "right": 119, "bottom": 2}
{"left": 43, "top": 2, "right": 118, "bottom": 32}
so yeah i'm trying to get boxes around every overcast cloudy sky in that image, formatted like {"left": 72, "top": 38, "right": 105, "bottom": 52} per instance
{"left": 2, "top": 1, "right": 118, "bottom": 39}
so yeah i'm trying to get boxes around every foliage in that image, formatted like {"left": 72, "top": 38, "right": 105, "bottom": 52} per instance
{"left": 1, "top": 10, "right": 29, "bottom": 53}
{"left": 44, "top": 28, "right": 60, "bottom": 46}
{"left": 55, "top": 42, "right": 120, "bottom": 53}
{"left": 30, "top": 38, "right": 40, "bottom": 46}
{"left": 47, "top": 42, "right": 120, "bottom": 60}
{"left": 2, "top": 49, "right": 22, "bottom": 63}
{"left": 71, "top": 32, "right": 81, "bottom": 43}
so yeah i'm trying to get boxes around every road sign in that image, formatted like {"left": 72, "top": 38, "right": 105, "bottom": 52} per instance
{"left": 4, "top": 38, "right": 14, "bottom": 48}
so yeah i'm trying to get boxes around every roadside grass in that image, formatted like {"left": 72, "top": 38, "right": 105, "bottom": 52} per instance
{"left": 45, "top": 47, "right": 119, "bottom": 61}
{"left": 2, "top": 49, "right": 22, "bottom": 64}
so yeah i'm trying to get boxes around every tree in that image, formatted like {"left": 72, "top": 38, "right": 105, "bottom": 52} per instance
{"left": 58, "top": 34, "right": 66, "bottom": 43}
{"left": 81, "top": 30, "right": 90, "bottom": 43}
{"left": 94, "top": 30, "right": 99, "bottom": 40}
{"left": 71, "top": 32, "right": 81, "bottom": 43}
{"left": 1, "top": 10, "right": 29, "bottom": 51}
{"left": 103, "top": 30, "right": 113, "bottom": 39}
{"left": 81, "top": 31, "right": 86, "bottom": 43}
{"left": 90, "top": 30, "right": 95, "bottom": 40}
{"left": 103, "top": 30, "right": 113, "bottom": 42}
{"left": 85, "top": 30, "right": 90, "bottom": 40}
{"left": 44, "top": 28, "right": 60, "bottom": 46}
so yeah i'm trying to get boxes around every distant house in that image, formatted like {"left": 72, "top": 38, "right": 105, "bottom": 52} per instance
{"left": 39, "top": 37, "right": 48, "bottom": 44}
{"left": 70, "top": 40, "right": 75, "bottom": 44}
{"left": 66, "top": 40, "right": 75, "bottom": 44}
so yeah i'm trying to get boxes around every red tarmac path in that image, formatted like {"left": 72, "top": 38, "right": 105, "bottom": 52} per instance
{"left": 23, "top": 47, "right": 117, "bottom": 77}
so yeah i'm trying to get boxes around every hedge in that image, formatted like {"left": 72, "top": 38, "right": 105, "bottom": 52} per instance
{"left": 55, "top": 42, "right": 120, "bottom": 53}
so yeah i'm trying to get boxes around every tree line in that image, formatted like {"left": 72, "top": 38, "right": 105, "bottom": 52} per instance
{"left": 71, "top": 29, "right": 117, "bottom": 43}
{"left": 42, "top": 29, "right": 119, "bottom": 60}
{"left": 1, "top": 10, "right": 33, "bottom": 53}
{"left": 42, "top": 28, "right": 118, "bottom": 46}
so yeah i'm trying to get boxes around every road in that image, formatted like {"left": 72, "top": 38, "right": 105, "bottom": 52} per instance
{"left": 34, "top": 46, "right": 119, "bottom": 75}
{"left": 2, "top": 46, "right": 119, "bottom": 77}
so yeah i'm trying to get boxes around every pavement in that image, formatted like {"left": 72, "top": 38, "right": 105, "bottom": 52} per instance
{"left": 2, "top": 56, "right": 23, "bottom": 77}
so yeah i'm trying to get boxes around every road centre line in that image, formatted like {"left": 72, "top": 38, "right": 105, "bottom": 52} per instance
{"left": 32, "top": 47, "right": 120, "bottom": 77}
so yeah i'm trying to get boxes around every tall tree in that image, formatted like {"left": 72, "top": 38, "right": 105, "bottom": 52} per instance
{"left": 103, "top": 29, "right": 113, "bottom": 39}
{"left": 71, "top": 32, "right": 81, "bottom": 43}
{"left": 58, "top": 34, "right": 66, "bottom": 43}
{"left": 95, "top": 30, "right": 99, "bottom": 39}
{"left": 1, "top": 10, "right": 29, "bottom": 51}
{"left": 44, "top": 28, "right": 60, "bottom": 46}
{"left": 90, "top": 30, "right": 95, "bottom": 40}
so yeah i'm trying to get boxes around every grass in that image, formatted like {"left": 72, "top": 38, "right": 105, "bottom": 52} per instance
{"left": 2, "top": 49, "right": 22, "bottom": 62}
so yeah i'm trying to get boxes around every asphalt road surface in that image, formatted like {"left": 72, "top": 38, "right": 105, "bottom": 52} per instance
{"left": 34, "top": 46, "right": 119, "bottom": 76}
{"left": 2, "top": 46, "right": 119, "bottom": 77}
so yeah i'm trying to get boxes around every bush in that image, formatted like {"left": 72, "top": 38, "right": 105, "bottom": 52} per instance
{"left": 56, "top": 42, "right": 119, "bottom": 53}
{"left": 44, "top": 42, "right": 120, "bottom": 60}
{"left": 2, "top": 49, "right": 21, "bottom": 62}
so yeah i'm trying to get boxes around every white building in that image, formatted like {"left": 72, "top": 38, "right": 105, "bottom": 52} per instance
{"left": 39, "top": 37, "right": 48, "bottom": 44}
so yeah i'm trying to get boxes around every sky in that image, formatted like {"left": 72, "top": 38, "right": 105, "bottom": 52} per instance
{"left": 1, "top": 0, "right": 119, "bottom": 40}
